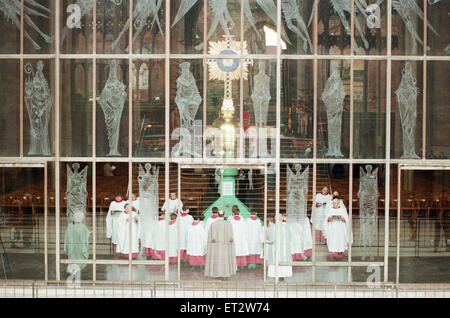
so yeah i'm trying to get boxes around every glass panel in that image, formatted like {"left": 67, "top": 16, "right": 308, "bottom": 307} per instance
{"left": 316, "top": 266, "right": 350, "bottom": 282}
{"left": 351, "top": 265, "right": 385, "bottom": 284}
{"left": 60, "top": 59, "right": 93, "bottom": 157}
{"left": 0, "top": 1, "right": 20, "bottom": 54}
{"left": 353, "top": 164, "right": 386, "bottom": 261}
{"left": 0, "top": 60, "right": 20, "bottom": 156}
{"left": 60, "top": 162, "right": 93, "bottom": 280}
{"left": 95, "top": 0, "right": 130, "bottom": 54}
{"left": 169, "top": 59, "right": 202, "bottom": 160}
{"left": 281, "top": 0, "right": 314, "bottom": 55}
{"left": 95, "top": 162, "right": 128, "bottom": 260}
{"left": 399, "top": 170, "right": 450, "bottom": 283}
{"left": 426, "top": 61, "right": 450, "bottom": 159}
{"left": 23, "top": 0, "right": 55, "bottom": 54}
{"left": 354, "top": 0, "right": 387, "bottom": 56}
{"left": 391, "top": 61, "right": 423, "bottom": 159}
{"left": 133, "top": 59, "right": 165, "bottom": 158}
{"left": 24, "top": 59, "right": 55, "bottom": 157}
{"left": 131, "top": 0, "right": 165, "bottom": 54}
{"left": 0, "top": 167, "right": 45, "bottom": 280}
{"left": 96, "top": 264, "right": 129, "bottom": 281}
{"left": 392, "top": 0, "right": 424, "bottom": 56}
{"left": 313, "top": 164, "right": 350, "bottom": 263}
{"left": 96, "top": 59, "right": 129, "bottom": 157}
{"left": 281, "top": 59, "right": 313, "bottom": 158}
{"left": 245, "top": 59, "right": 277, "bottom": 159}
{"left": 60, "top": 0, "right": 93, "bottom": 54}
{"left": 427, "top": 0, "right": 450, "bottom": 56}
{"left": 317, "top": 60, "right": 350, "bottom": 158}
{"left": 318, "top": 1, "right": 351, "bottom": 55}
{"left": 170, "top": 0, "right": 204, "bottom": 54}
{"left": 353, "top": 60, "right": 386, "bottom": 159}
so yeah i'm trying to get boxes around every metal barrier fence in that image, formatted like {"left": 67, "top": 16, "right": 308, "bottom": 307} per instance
{"left": 0, "top": 280, "right": 448, "bottom": 298}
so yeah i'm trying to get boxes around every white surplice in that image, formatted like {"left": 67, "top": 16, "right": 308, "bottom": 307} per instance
{"left": 229, "top": 216, "right": 250, "bottom": 257}
{"left": 246, "top": 217, "right": 263, "bottom": 256}
{"left": 186, "top": 221, "right": 206, "bottom": 257}
{"left": 267, "top": 221, "right": 292, "bottom": 278}
{"left": 322, "top": 202, "right": 352, "bottom": 253}
{"left": 204, "top": 215, "right": 219, "bottom": 240}
{"left": 314, "top": 193, "right": 332, "bottom": 231}
{"left": 161, "top": 198, "right": 183, "bottom": 214}
{"left": 152, "top": 217, "right": 166, "bottom": 253}
{"left": 168, "top": 221, "right": 178, "bottom": 258}
{"left": 179, "top": 212, "right": 194, "bottom": 250}
{"left": 106, "top": 200, "right": 126, "bottom": 245}
{"left": 116, "top": 210, "right": 139, "bottom": 256}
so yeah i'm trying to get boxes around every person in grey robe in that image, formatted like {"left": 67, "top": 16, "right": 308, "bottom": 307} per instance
{"left": 205, "top": 210, "right": 237, "bottom": 279}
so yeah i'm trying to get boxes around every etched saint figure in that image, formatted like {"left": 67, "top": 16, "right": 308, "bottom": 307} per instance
{"left": 98, "top": 60, "right": 126, "bottom": 156}
{"left": 0, "top": 0, "right": 54, "bottom": 50}
{"left": 392, "top": 0, "right": 439, "bottom": 54}
{"left": 24, "top": 60, "right": 53, "bottom": 156}
{"left": 321, "top": 61, "right": 345, "bottom": 157}
{"left": 281, "top": 0, "right": 313, "bottom": 53}
{"left": 111, "top": 0, "right": 164, "bottom": 52}
{"left": 174, "top": 62, "right": 202, "bottom": 157}
{"left": 358, "top": 165, "right": 379, "bottom": 259}
{"left": 138, "top": 163, "right": 159, "bottom": 251}
{"left": 66, "top": 163, "right": 88, "bottom": 224}
{"left": 395, "top": 63, "right": 420, "bottom": 159}
{"left": 251, "top": 61, "right": 271, "bottom": 157}
{"left": 195, "top": 0, "right": 234, "bottom": 51}
{"left": 286, "top": 164, "right": 313, "bottom": 259}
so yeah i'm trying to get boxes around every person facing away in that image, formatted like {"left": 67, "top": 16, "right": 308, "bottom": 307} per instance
{"left": 246, "top": 211, "right": 264, "bottom": 268}
{"left": 116, "top": 203, "right": 139, "bottom": 259}
{"left": 205, "top": 210, "right": 237, "bottom": 279}
{"left": 106, "top": 194, "right": 126, "bottom": 253}
{"left": 186, "top": 214, "right": 207, "bottom": 268}
{"left": 205, "top": 206, "right": 220, "bottom": 239}
{"left": 151, "top": 211, "right": 167, "bottom": 260}
{"left": 229, "top": 205, "right": 250, "bottom": 269}
{"left": 168, "top": 213, "right": 178, "bottom": 263}
{"left": 178, "top": 206, "right": 194, "bottom": 262}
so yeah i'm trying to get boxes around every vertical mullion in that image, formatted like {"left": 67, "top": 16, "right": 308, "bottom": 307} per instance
{"left": 202, "top": 0, "right": 208, "bottom": 159}
{"left": 177, "top": 164, "right": 181, "bottom": 281}
{"left": 128, "top": 0, "right": 134, "bottom": 280}
{"left": 384, "top": 0, "right": 393, "bottom": 283}
{"left": 239, "top": 0, "right": 244, "bottom": 159}
{"left": 164, "top": 0, "right": 170, "bottom": 281}
{"left": 44, "top": 163, "right": 48, "bottom": 280}
{"left": 19, "top": 0, "right": 24, "bottom": 157}
{"left": 275, "top": 0, "right": 281, "bottom": 284}
{"left": 55, "top": 0, "right": 61, "bottom": 282}
{"left": 422, "top": 0, "right": 427, "bottom": 160}
{"left": 264, "top": 164, "right": 267, "bottom": 282}
{"left": 348, "top": 0, "right": 355, "bottom": 280}
{"left": 92, "top": 0, "right": 97, "bottom": 282}
{"left": 396, "top": 165, "right": 401, "bottom": 284}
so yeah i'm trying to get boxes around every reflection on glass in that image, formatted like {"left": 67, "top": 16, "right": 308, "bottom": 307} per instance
{"left": 170, "top": 0, "right": 204, "bottom": 54}
{"left": 427, "top": 0, "right": 450, "bottom": 56}
{"left": 60, "top": 0, "right": 93, "bottom": 54}
{"left": 22, "top": 0, "right": 55, "bottom": 54}
{"left": 60, "top": 59, "right": 93, "bottom": 157}
{"left": 0, "top": 60, "right": 20, "bottom": 156}
{"left": 281, "top": 60, "right": 313, "bottom": 158}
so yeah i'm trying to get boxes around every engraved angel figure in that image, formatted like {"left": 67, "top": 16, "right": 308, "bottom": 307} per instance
{"left": 0, "top": 0, "right": 54, "bottom": 50}
{"left": 195, "top": 0, "right": 234, "bottom": 51}
{"left": 138, "top": 163, "right": 159, "bottom": 250}
{"left": 111, "top": 0, "right": 164, "bottom": 52}
{"left": 358, "top": 165, "right": 379, "bottom": 259}
{"left": 66, "top": 163, "right": 88, "bottom": 224}
{"left": 98, "top": 60, "right": 126, "bottom": 156}
{"left": 251, "top": 61, "right": 271, "bottom": 157}
{"left": 321, "top": 61, "right": 345, "bottom": 158}
{"left": 395, "top": 63, "right": 420, "bottom": 159}
{"left": 282, "top": 0, "right": 313, "bottom": 53}
{"left": 25, "top": 60, "right": 53, "bottom": 156}
{"left": 174, "top": 62, "right": 202, "bottom": 157}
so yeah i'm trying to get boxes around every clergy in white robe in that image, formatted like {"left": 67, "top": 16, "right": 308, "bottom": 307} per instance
{"left": 168, "top": 214, "right": 178, "bottom": 263}
{"left": 205, "top": 207, "right": 220, "bottom": 239}
{"left": 126, "top": 194, "right": 141, "bottom": 243}
{"left": 106, "top": 195, "right": 126, "bottom": 252}
{"left": 314, "top": 187, "right": 332, "bottom": 243}
{"left": 267, "top": 217, "right": 292, "bottom": 279}
{"left": 161, "top": 192, "right": 183, "bottom": 214}
{"left": 246, "top": 212, "right": 264, "bottom": 266}
{"left": 178, "top": 208, "right": 194, "bottom": 261}
{"left": 323, "top": 198, "right": 352, "bottom": 259}
{"left": 152, "top": 212, "right": 167, "bottom": 260}
{"left": 186, "top": 217, "right": 206, "bottom": 266}
{"left": 229, "top": 206, "right": 250, "bottom": 268}
{"left": 116, "top": 204, "right": 139, "bottom": 259}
